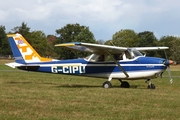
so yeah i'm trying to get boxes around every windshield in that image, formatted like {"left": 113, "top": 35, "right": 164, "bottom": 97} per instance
{"left": 84, "top": 54, "right": 100, "bottom": 61}
{"left": 132, "top": 49, "right": 143, "bottom": 57}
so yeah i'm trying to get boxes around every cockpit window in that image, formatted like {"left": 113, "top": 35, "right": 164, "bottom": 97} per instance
{"left": 84, "top": 49, "right": 143, "bottom": 62}
{"left": 84, "top": 54, "right": 92, "bottom": 61}
{"left": 84, "top": 54, "right": 96, "bottom": 61}
{"left": 132, "top": 49, "right": 143, "bottom": 57}
{"left": 124, "top": 50, "right": 131, "bottom": 59}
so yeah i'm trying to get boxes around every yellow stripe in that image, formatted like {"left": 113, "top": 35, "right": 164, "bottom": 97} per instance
{"left": 55, "top": 43, "right": 75, "bottom": 47}
{"left": 7, "top": 34, "right": 16, "bottom": 37}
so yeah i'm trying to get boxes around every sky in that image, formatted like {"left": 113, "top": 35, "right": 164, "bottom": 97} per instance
{"left": 0, "top": 0, "right": 180, "bottom": 40}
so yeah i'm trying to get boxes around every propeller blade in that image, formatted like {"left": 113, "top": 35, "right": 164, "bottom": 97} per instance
{"left": 164, "top": 50, "right": 173, "bottom": 84}
{"left": 164, "top": 60, "right": 173, "bottom": 83}
{"left": 167, "top": 66, "right": 173, "bottom": 84}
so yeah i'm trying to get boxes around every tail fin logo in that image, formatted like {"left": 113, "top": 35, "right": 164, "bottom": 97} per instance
{"left": 17, "top": 40, "right": 24, "bottom": 44}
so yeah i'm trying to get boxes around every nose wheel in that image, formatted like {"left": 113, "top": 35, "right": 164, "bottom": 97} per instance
{"left": 147, "top": 84, "right": 156, "bottom": 89}
{"left": 146, "top": 79, "right": 156, "bottom": 89}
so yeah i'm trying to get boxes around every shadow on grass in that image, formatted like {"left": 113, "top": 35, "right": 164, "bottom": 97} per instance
{"left": 56, "top": 84, "right": 148, "bottom": 89}
{"left": 57, "top": 84, "right": 101, "bottom": 88}
{"left": 113, "top": 85, "right": 147, "bottom": 89}
{"left": 7, "top": 81, "right": 33, "bottom": 84}
{"left": 6, "top": 81, "right": 149, "bottom": 89}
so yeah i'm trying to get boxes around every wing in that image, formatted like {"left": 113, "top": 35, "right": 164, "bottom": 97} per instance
{"left": 55, "top": 42, "right": 127, "bottom": 54}
{"left": 55, "top": 42, "right": 129, "bottom": 77}
{"left": 132, "top": 47, "right": 169, "bottom": 51}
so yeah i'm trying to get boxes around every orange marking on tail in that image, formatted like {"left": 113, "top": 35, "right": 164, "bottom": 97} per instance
{"left": 17, "top": 45, "right": 28, "bottom": 52}
{"left": 40, "top": 57, "right": 52, "bottom": 62}
{"left": 15, "top": 37, "right": 20, "bottom": 40}
{"left": 25, "top": 52, "right": 37, "bottom": 60}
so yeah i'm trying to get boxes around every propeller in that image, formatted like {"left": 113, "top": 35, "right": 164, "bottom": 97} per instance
{"left": 164, "top": 50, "right": 173, "bottom": 84}
{"left": 165, "top": 60, "right": 173, "bottom": 84}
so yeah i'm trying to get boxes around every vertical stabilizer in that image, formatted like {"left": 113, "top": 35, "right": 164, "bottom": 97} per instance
{"left": 7, "top": 33, "right": 52, "bottom": 63}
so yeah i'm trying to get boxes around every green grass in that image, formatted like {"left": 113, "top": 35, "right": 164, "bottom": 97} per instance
{"left": 0, "top": 60, "right": 180, "bottom": 120}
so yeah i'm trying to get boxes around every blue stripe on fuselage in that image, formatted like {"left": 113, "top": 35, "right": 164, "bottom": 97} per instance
{"left": 28, "top": 57, "right": 167, "bottom": 75}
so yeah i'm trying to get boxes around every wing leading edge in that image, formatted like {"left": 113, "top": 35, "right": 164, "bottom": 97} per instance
{"left": 55, "top": 42, "right": 169, "bottom": 54}
{"left": 55, "top": 42, "right": 127, "bottom": 54}
{"left": 133, "top": 47, "right": 169, "bottom": 51}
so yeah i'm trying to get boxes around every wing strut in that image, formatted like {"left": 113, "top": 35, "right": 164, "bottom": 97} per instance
{"left": 106, "top": 50, "right": 129, "bottom": 78}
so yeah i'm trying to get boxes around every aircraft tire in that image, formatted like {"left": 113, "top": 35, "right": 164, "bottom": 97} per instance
{"left": 120, "top": 81, "right": 130, "bottom": 88}
{"left": 102, "top": 81, "right": 112, "bottom": 88}
{"left": 147, "top": 84, "right": 156, "bottom": 89}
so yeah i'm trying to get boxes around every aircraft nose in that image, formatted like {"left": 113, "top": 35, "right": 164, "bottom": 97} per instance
{"left": 164, "top": 60, "right": 174, "bottom": 66}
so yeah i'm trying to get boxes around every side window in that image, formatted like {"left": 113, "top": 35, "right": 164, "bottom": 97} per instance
{"left": 89, "top": 54, "right": 99, "bottom": 62}
{"left": 88, "top": 54, "right": 106, "bottom": 62}
{"left": 113, "top": 54, "right": 123, "bottom": 60}
{"left": 98, "top": 55, "right": 105, "bottom": 62}
{"left": 123, "top": 50, "right": 132, "bottom": 60}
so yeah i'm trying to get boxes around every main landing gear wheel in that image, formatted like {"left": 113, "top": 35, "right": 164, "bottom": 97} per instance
{"left": 102, "top": 81, "right": 112, "bottom": 88}
{"left": 120, "top": 81, "right": 130, "bottom": 88}
{"left": 118, "top": 79, "right": 130, "bottom": 88}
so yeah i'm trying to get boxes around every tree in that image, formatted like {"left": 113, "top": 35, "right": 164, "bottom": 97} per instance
{"left": 111, "top": 29, "right": 140, "bottom": 47}
{"left": 159, "top": 36, "right": 180, "bottom": 62}
{"left": 47, "top": 35, "right": 58, "bottom": 57}
{"left": 96, "top": 39, "right": 105, "bottom": 45}
{"left": 104, "top": 40, "right": 113, "bottom": 46}
{"left": 30, "top": 31, "right": 49, "bottom": 56}
{"left": 0, "top": 25, "right": 11, "bottom": 55}
{"left": 138, "top": 31, "right": 158, "bottom": 47}
{"left": 10, "top": 22, "right": 32, "bottom": 48}
{"left": 138, "top": 31, "right": 159, "bottom": 57}
{"left": 10, "top": 22, "right": 50, "bottom": 57}
{"left": 55, "top": 23, "right": 96, "bottom": 59}
{"left": 170, "top": 39, "right": 180, "bottom": 62}
{"left": 11, "top": 22, "right": 31, "bottom": 37}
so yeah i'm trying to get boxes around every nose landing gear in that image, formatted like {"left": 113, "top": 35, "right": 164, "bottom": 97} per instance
{"left": 146, "top": 79, "right": 156, "bottom": 89}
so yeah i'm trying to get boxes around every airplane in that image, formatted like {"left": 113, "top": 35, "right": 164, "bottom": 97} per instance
{"left": 6, "top": 33, "right": 174, "bottom": 89}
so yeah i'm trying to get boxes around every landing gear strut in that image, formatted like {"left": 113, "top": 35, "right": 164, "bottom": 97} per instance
{"left": 146, "top": 79, "right": 156, "bottom": 89}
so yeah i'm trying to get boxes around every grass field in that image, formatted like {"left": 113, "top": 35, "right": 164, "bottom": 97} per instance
{"left": 0, "top": 60, "right": 180, "bottom": 120}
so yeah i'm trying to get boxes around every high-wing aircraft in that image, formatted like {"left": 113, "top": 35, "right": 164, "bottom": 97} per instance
{"left": 6, "top": 33, "right": 174, "bottom": 89}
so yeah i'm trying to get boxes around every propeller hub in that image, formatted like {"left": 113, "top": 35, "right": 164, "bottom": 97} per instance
{"left": 164, "top": 60, "right": 173, "bottom": 66}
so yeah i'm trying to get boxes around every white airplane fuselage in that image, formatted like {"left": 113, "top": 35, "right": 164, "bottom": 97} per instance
{"left": 15, "top": 56, "right": 167, "bottom": 80}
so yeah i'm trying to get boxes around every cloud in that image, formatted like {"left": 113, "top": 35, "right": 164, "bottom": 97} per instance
{"left": 1, "top": 0, "right": 180, "bottom": 40}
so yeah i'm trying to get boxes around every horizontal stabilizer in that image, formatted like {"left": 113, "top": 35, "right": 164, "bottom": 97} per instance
{"left": 5, "top": 62, "right": 23, "bottom": 68}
